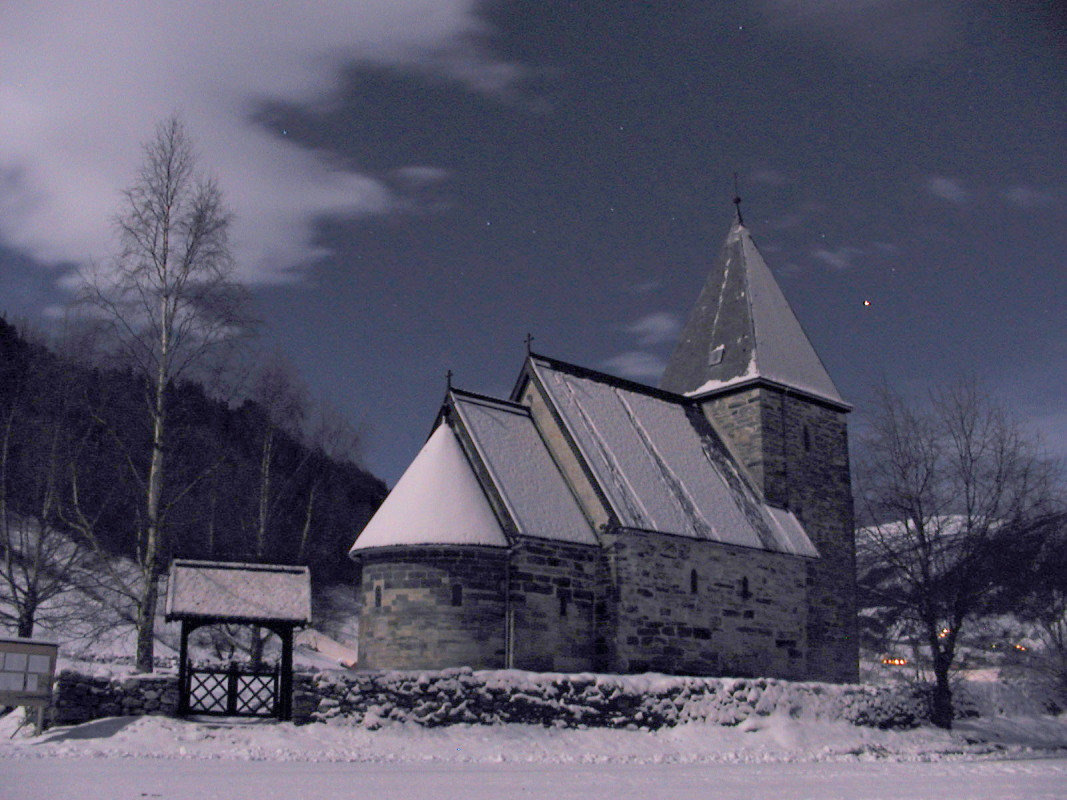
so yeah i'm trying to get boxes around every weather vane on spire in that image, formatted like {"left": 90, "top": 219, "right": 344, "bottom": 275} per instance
{"left": 733, "top": 172, "right": 744, "bottom": 225}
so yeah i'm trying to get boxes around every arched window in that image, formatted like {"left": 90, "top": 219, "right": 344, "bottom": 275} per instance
{"left": 374, "top": 585, "right": 382, "bottom": 608}
{"left": 690, "top": 568, "right": 699, "bottom": 595}
{"left": 451, "top": 584, "right": 463, "bottom": 607}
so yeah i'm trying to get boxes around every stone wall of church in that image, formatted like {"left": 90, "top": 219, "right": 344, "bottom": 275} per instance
{"left": 356, "top": 547, "right": 508, "bottom": 671}
{"left": 509, "top": 537, "right": 599, "bottom": 672}
{"left": 701, "top": 386, "right": 858, "bottom": 683}
{"left": 601, "top": 529, "right": 809, "bottom": 679}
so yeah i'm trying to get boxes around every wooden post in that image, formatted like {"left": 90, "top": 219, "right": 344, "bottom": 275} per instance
{"left": 177, "top": 621, "right": 190, "bottom": 716}
{"left": 279, "top": 625, "right": 293, "bottom": 722}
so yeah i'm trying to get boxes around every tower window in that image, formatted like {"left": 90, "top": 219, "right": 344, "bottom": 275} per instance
{"left": 739, "top": 576, "right": 751, "bottom": 601}
{"left": 451, "top": 584, "right": 463, "bottom": 607}
{"left": 559, "top": 594, "right": 569, "bottom": 618}
{"left": 374, "top": 585, "right": 382, "bottom": 608}
{"left": 690, "top": 568, "right": 699, "bottom": 595}
{"left": 803, "top": 425, "right": 812, "bottom": 452}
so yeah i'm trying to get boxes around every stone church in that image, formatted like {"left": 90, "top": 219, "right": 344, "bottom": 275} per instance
{"left": 349, "top": 209, "right": 857, "bottom": 683}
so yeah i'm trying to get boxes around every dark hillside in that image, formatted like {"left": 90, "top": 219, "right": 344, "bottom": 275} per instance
{"left": 0, "top": 315, "right": 386, "bottom": 587}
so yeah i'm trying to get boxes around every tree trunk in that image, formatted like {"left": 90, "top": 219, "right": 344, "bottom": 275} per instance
{"left": 250, "top": 626, "right": 265, "bottom": 669}
{"left": 136, "top": 368, "right": 167, "bottom": 673}
{"left": 17, "top": 601, "right": 35, "bottom": 639}
{"left": 135, "top": 574, "right": 159, "bottom": 672}
{"left": 930, "top": 651, "right": 954, "bottom": 729}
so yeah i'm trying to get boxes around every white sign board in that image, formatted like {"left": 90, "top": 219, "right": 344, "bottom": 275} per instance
{"left": 0, "top": 636, "right": 58, "bottom": 708}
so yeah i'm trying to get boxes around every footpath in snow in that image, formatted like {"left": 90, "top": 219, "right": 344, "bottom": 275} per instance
{"left": 2, "top": 714, "right": 1067, "bottom": 800}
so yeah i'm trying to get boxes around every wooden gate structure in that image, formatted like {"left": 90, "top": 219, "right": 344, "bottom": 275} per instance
{"left": 165, "top": 560, "right": 312, "bottom": 721}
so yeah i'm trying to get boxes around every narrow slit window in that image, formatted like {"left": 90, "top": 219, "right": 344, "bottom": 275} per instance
{"left": 559, "top": 594, "right": 568, "bottom": 618}
{"left": 739, "top": 576, "right": 751, "bottom": 601}
{"left": 451, "top": 584, "right": 463, "bottom": 607}
{"left": 690, "top": 568, "right": 699, "bottom": 595}
{"left": 374, "top": 585, "right": 382, "bottom": 608}
{"left": 803, "top": 425, "right": 812, "bottom": 452}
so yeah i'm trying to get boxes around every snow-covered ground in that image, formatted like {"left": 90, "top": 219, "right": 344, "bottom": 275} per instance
{"left": 3, "top": 710, "right": 1067, "bottom": 799}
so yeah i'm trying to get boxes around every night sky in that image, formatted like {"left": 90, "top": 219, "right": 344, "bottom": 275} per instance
{"left": 2, "top": 1, "right": 1066, "bottom": 486}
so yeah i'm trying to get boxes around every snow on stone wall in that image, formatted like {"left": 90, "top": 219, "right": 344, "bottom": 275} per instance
{"left": 294, "top": 668, "right": 949, "bottom": 730}
{"left": 45, "top": 665, "right": 980, "bottom": 732}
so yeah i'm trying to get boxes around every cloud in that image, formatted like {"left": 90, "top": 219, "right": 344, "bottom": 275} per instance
{"left": 601, "top": 351, "right": 666, "bottom": 382}
{"left": 811, "top": 246, "right": 866, "bottom": 270}
{"left": 925, "top": 176, "right": 971, "bottom": 204}
{"left": 1002, "top": 185, "right": 1055, "bottom": 208}
{"left": 624, "top": 312, "right": 681, "bottom": 346}
{"left": 751, "top": 169, "right": 788, "bottom": 186}
{"left": 761, "top": 0, "right": 959, "bottom": 60}
{"left": 625, "top": 280, "right": 662, "bottom": 295}
{"left": 0, "top": 1, "right": 512, "bottom": 285}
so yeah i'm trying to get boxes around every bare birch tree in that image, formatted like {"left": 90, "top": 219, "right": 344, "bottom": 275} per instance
{"left": 76, "top": 116, "right": 250, "bottom": 672}
{"left": 857, "top": 380, "right": 1059, "bottom": 728}
{"left": 0, "top": 331, "right": 89, "bottom": 638}
{"left": 245, "top": 355, "right": 308, "bottom": 665}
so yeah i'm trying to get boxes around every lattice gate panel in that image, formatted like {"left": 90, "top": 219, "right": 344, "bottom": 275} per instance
{"left": 188, "top": 671, "right": 229, "bottom": 714}
{"left": 186, "top": 665, "right": 279, "bottom": 717}
{"left": 235, "top": 672, "right": 277, "bottom": 715}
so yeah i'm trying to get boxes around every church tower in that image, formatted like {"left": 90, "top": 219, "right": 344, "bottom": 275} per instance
{"left": 660, "top": 207, "right": 858, "bottom": 682}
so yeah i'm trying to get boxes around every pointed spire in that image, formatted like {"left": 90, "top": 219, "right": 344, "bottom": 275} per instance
{"left": 660, "top": 209, "right": 848, "bottom": 409}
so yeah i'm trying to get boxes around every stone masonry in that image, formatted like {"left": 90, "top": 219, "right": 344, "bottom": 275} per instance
{"left": 357, "top": 547, "right": 509, "bottom": 670}
{"left": 508, "top": 537, "right": 600, "bottom": 672}
{"left": 601, "top": 528, "right": 808, "bottom": 678}
{"left": 700, "top": 386, "right": 858, "bottom": 682}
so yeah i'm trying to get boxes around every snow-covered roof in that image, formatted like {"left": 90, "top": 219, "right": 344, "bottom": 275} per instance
{"left": 349, "top": 423, "right": 508, "bottom": 553}
{"left": 528, "top": 357, "right": 818, "bottom": 557}
{"left": 164, "top": 560, "right": 312, "bottom": 625}
{"left": 452, "top": 393, "right": 598, "bottom": 546}
{"left": 660, "top": 219, "right": 848, "bottom": 409}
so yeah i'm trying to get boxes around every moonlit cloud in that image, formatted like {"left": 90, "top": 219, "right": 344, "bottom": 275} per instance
{"left": 925, "top": 176, "right": 971, "bottom": 204}
{"left": 1002, "top": 185, "right": 1055, "bottom": 208}
{"left": 625, "top": 312, "right": 681, "bottom": 346}
{"left": 762, "top": 0, "right": 958, "bottom": 60}
{"left": 811, "top": 246, "right": 866, "bottom": 270}
{"left": 602, "top": 351, "right": 666, "bottom": 382}
{"left": 751, "top": 169, "right": 788, "bottom": 186}
{"left": 0, "top": 1, "right": 510, "bottom": 284}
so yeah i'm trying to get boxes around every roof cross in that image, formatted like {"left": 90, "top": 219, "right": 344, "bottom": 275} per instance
{"left": 733, "top": 172, "right": 744, "bottom": 225}
{"left": 525, "top": 333, "right": 535, "bottom": 355}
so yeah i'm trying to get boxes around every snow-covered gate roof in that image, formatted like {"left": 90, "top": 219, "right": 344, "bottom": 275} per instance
{"left": 165, "top": 560, "right": 312, "bottom": 625}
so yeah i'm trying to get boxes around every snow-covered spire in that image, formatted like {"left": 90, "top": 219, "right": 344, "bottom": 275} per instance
{"left": 659, "top": 215, "right": 848, "bottom": 409}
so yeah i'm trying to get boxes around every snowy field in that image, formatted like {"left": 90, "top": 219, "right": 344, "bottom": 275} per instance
{"left": 4, "top": 711, "right": 1067, "bottom": 799}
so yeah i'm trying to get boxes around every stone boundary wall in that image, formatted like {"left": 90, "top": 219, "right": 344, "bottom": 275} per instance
{"left": 44, "top": 666, "right": 967, "bottom": 731}
{"left": 50, "top": 668, "right": 180, "bottom": 726}
{"left": 294, "top": 668, "right": 950, "bottom": 730}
